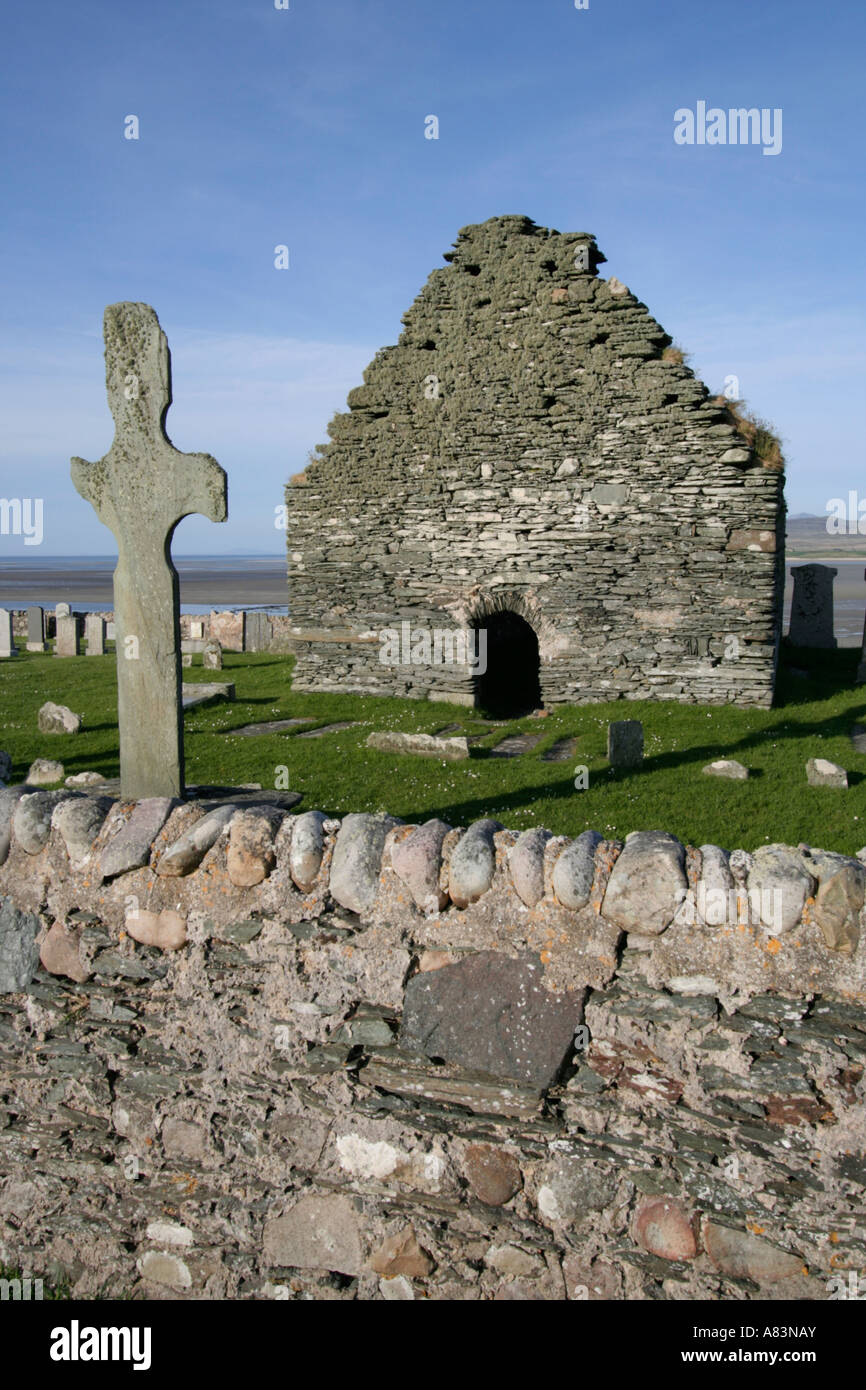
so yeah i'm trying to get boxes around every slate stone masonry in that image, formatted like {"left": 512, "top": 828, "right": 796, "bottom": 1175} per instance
{"left": 0, "top": 788, "right": 863, "bottom": 1300}
{"left": 285, "top": 216, "right": 785, "bottom": 708}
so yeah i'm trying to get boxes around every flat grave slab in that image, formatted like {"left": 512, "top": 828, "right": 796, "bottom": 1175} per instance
{"left": 489, "top": 732, "right": 545, "bottom": 758}
{"left": 540, "top": 736, "right": 578, "bottom": 763}
{"left": 295, "top": 721, "right": 362, "bottom": 739}
{"left": 225, "top": 718, "right": 316, "bottom": 738}
{"left": 181, "top": 681, "right": 236, "bottom": 710}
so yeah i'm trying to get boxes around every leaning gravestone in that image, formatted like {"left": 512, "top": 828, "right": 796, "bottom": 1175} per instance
{"left": 71, "top": 302, "right": 227, "bottom": 798}
{"left": 85, "top": 613, "right": 105, "bottom": 656}
{"left": 608, "top": 719, "right": 644, "bottom": 769}
{"left": 789, "top": 564, "right": 837, "bottom": 649}
{"left": 27, "top": 606, "right": 45, "bottom": 651}
{"left": 55, "top": 615, "right": 79, "bottom": 656}
{"left": 0, "top": 609, "right": 14, "bottom": 658}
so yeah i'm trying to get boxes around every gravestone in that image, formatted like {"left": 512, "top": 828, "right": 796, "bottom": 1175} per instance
{"left": 106, "top": 621, "right": 116, "bottom": 640}
{"left": 789, "top": 564, "right": 837, "bottom": 649}
{"left": 608, "top": 719, "right": 644, "bottom": 769}
{"left": 210, "top": 610, "right": 245, "bottom": 651}
{"left": 189, "top": 620, "right": 204, "bottom": 640}
{"left": 857, "top": 570, "right": 866, "bottom": 684}
{"left": 202, "top": 639, "right": 223, "bottom": 670}
{"left": 85, "top": 614, "right": 105, "bottom": 656}
{"left": 55, "top": 602, "right": 71, "bottom": 620}
{"left": 55, "top": 615, "right": 80, "bottom": 656}
{"left": 26, "top": 606, "right": 45, "bottom": 651}
{"left": 0, "top": 610, "right": 14, "bottom": 658}
{"left": 246, "top": 611, "right": 272, "bottom": 652}
{"left": 71, "top": 302, "right": 227, "bottom": 798}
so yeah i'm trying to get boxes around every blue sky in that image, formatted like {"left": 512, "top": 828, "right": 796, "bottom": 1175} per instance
{"left": 1, "top": 0, "right": 863, "bottom": 554}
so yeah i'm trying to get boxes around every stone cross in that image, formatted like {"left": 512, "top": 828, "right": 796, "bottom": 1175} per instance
{"left": 71, "top": 302, "right": 227, "bottom": 799}
{"left": 788, "top": 563, "right": 837, "bottom": 649}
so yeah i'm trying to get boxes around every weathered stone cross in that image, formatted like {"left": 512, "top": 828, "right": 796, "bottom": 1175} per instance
{"left": 72, "top": 302, "right": 227, "bottom": 800}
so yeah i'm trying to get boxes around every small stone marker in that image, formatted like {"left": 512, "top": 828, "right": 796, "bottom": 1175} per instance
{"left": 85, "top": 613, "right": 105, "bottom": 656}
{"left": 608, "top": 719, "right": 643, "bottom": 769}
{"left": 71, "top": 302, "right": 227, "bottom": 798}
{"left": 38, "top": 701, "right": 82, "bottom": 734}
{"left": 26, "top": 607, "right": 45, "bottom": 652}
{"left": 55, "top": 615, "right": 80, "bottom": 656}
{"left": 806, "top": 757, "right": 848, "bottom": 789}
{"left": 702, "top": 759, "right": 749, "bottom": 780}
{"left": 202, "top": 639, "right": 223, "bottom": 670}
{"left": 0, "top": 609, "right": 14, "bottom": 658}
{"left": 789, "top": 564, "right": 837, "bottom": 648}
{"left": 27, "top": 758, "right": 65, "bottom": 786}
{"left": 246, "top": 611, "right": 272, "bottom": 652}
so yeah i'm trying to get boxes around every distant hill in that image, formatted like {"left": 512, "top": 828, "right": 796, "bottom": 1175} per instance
{"left": 786, "top": 515, "right": 866, "bottom": 558}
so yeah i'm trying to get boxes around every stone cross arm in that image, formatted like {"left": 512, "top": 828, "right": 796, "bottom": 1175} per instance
{"left": 70, "top": 302, "right": 227, "bottom": 545}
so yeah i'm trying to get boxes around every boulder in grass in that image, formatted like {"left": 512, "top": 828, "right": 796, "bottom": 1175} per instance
{"left": 806, "top": 757, "right": 847, "bottom": 789}
{"left": 38, "top": 702, "right": 82, "bottom": 734}
{"left": 702, "top": 759, "right": 749, "bottom": 781}
{"left": 366, "top": 731, "right": 469, "bottom": 761}
{"left": 27, "top": 758, "right": 65, "bottom": 786}
{"left": 64, "top": 771, "right": 107, "bottom": 787}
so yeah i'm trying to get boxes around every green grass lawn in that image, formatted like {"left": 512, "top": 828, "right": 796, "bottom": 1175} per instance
{"left": 1, "top": 642, "right": 864, "bottom": 853}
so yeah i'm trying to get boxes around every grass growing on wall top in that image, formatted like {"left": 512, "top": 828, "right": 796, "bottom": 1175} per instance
{"left": 0, "top": 644, "right": 863, "bottom": 854}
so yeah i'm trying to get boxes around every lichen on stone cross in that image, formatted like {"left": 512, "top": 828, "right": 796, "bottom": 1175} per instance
{"left": 71, "top": 302, "right": 227, "bottom": 799}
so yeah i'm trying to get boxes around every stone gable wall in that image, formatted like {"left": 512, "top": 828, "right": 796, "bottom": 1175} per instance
{"left": 0, "top": 784, "right": 863, "bottom": 1301}
{"left": 285, "top": 216, "right": 785, "bottom": 708}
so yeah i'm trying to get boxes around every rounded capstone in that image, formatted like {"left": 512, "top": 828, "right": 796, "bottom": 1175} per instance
{"left": 601, "top": 830, "right": 687, "bottom": 935}
{"left": 747, "top": 845, "right": 816, "bottom": 935}
{"left": 330, "top": 812, "right": 402, "bottom": 914}
{"left": 552, "top": 830, "right": 603, "bottom": 910}
{"left": 289, "top": 810, "right": 330, "bottom": 892}
{"left": 448, "top": 818, "right": 503, "bottom": 909}
{"left": 509, "top": 827, "right": 552, "bottom": 908}
{"left": 391, "top": 818, "right": 451, "bottom": 912}
{"left": 696, "top": 844, "right": 735, "bottom": 926}
{"left": 156, "top": 803, "right": 236, "bottom": 877}
{"left": 13, "top": 791, "right": 70, "bottom": 855}
{"left": 52, "top": 796, "right": 110, "bottom": 868}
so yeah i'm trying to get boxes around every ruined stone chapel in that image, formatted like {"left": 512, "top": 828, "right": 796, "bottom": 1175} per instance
{"left": 285, "top": 215, "right": 785, "bottom": 714}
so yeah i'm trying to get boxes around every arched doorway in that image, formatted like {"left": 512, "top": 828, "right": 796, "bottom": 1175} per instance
{"left": 473, "top": 610, "right": 542, "bottom": 717}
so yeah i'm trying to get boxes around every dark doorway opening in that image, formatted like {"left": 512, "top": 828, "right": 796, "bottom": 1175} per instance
{"left": 474, "top": 610, "right": 542, "bottom": 718}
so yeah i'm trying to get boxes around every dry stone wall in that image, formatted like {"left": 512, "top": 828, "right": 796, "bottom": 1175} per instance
{"left": 0, "top": 782, "right": 864, "bottom": 1301}
{"left": 285, "top": 216, "right": 785, "bottom": 709}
